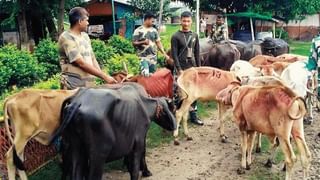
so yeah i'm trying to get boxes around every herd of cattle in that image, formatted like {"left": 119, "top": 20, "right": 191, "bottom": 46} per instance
{"left": 1, "top": 38, "right": 317, "bottom": 180}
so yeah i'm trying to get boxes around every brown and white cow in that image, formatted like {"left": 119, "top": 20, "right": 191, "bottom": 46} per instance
{"left": 3, "top": 89, "right": 77, "bottom": 180}
{"left": 216, "top": 84, "right": 311, "bottom": 180}
{"left": 174, "top": 66, "right": 240, "bottom": 145}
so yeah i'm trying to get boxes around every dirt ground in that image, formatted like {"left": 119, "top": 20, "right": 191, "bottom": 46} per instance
{"left": 103, "top": 109, "right": 320, "bottom": 180}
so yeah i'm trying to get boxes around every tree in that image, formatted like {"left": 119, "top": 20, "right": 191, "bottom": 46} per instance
{"left": 178, "top": 0, "right": 320, "bottom": 22}
{"left": 0, "top": 0, "right": 84, "bottom": 48}
{"left": 129, "top": 0, "right": 171, "bottom": 20}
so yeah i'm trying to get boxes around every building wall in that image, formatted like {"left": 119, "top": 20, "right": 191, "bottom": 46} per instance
{"left": 255, "top": 14, "right": 320, "bottom": 40}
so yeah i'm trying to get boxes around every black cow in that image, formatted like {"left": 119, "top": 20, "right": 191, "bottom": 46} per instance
{"left": 200, "top": 39, "right": 241, "bottom": 70}
{"left": 55, "top": 83, "right": 176, "bottom": 180}
{"left": 226, "top": 39, "right": 263, "bottom": 60}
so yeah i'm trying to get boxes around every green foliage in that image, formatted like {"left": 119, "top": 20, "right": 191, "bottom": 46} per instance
{"left": 32, "top": 74, "right": 60, "bottom": 90}
{"left": 91, "top": 39, "right": 116, "bottom": 66}
{"left": 107, "top": 35, "right": 135, "bottom": 55}
{"left": 274, "top": 28, "right": 289, "bottom": 40}
{"left": 34, "top": 38, "right": 59, "bottom": 79}
{"left": 129, "top": 0, "right": 171, "bottom": 19}
{"left": 0, "top": 45, "right": 45, "bottom": 90}
{"left": 0, "top": 61, "right": 12, "bottom": 92}
{"left": 104, "top": 53, "right": 140, "bottom": 75}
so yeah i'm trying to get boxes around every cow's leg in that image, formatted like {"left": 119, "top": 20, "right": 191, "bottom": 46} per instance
{"left": 127, "top": 142, "right": 145, "bottom": 180}
{"left": 237, "top": 131, "right": 247, "bottom": 174}
{"left": 292, "top": 120, "right": 311, "bottom": 179}
{"left": 265, "top": 135, "right": 278, "bottom": 168}
{"left": 246, "top": 131, "right": 256, "bottom": 169}
{"left": 255, "top": 133, "right": 262, "bottom": 153}
{"left": 6, "top": 146, "right": 16, "bottom": 180}
{"left": 140, "top": 141, "right": 152, "bottom": 177}
{"left": 218, "top": 103, "right": 228, "bottom": 143}
{"left": 13, "top": 134, "right": 29, "bottom": 180}
{"left": 174, "top": 98, "right": 193, "bottom": 145}
{"left": 278, "top": 136, "right": 296, "bottom": 180}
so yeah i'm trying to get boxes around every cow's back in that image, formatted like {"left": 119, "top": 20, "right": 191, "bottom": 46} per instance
{"left": 178, "top": 67, "right": 238, "bottom": 101}
{"left": 6, "top": 89, "right": 77, "bottom": 144}
{"left": 233, "top": 86, "right": 297, "bottom": 134}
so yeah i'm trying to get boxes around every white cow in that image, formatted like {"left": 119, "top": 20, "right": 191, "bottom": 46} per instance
{"left": 230, "top": 60, "right": 261, "bottom": 80}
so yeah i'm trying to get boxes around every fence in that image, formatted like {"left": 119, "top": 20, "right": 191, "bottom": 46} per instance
{"left": 0, "top": 123, "right": 57, "bottom": 179}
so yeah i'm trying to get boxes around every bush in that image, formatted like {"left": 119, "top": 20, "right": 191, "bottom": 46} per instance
{"left": 0, "top": 61, "right": 11, "bottom": 93}
{"left": 104, "top": 53, "right": 140, "bottom": 75}
{"left": 274, "top": 28, "right": 289, "bottom": 41}
{"left": 32, "top": 74, "right": 60, "bottom": 90}
{"left": 34, "top": 38, "right": 59, "bottom": 79}
{"left": 107, "top": 35, "right": 135, "bottom": 55}
{"left": 0, "top": 45, "right": 45, "bottom": 89}
{"left": 91, "top": 39, "right": 116, "bottom": 67}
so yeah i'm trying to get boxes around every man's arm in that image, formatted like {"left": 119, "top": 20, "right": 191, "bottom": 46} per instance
{"left": 73, "top": 58, "right": 116, "bottom": 83}
{"left": 171, "top": 35, "right": 182, "bottom": 73}
{"left": 155, "top": 40, "right": 170, "bottom": 59}
{"left": 91, "top": 52, "right": 102, "bottom": 71}
{"left": 194, "top": 34, "right": 200, "bottom": 67}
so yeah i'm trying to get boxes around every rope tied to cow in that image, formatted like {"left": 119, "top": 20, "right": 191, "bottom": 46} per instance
{"left": 156, "top": 100, "right": 164, "bottom": 119}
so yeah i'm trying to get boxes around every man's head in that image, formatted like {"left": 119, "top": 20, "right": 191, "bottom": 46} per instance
{"left": 143, "top": 11, "right": 156, "bottom": 28}
{"left": 180, "top": 11, "right": 192, "bottom": 31}
{"left": 216, "top": 14, "right": 224, "bottom": 25}
{"left": 69, "top": 7, "right": 89, "bottom": 32}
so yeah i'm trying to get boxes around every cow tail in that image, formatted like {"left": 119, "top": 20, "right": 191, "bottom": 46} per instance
{"left": 13, "top": 146, "right": 25, "bottom": 170}
{"left": 3, "top": 98, "right": 14, "bottom": 143}
{"left": 287, "top": 96, "right": 307, "bottom": 120}
{"left": 50, "top": 97, "right": 81, "bottom": 143}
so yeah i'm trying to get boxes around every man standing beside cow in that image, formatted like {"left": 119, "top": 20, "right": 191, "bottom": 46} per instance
{"left": 58, "top": 7, "right": 117, "bottom": 90}
{"left": 307, "top": 31, "right": 320, "bottom": 98}
{"left": 171, "top": 11, "right": 203, "bottom": 126}
{"left": 132, "top": 11, "right": 170, "bottom": 77}
{"left": 211, "top": 14, "right": 227, "bottom": 43}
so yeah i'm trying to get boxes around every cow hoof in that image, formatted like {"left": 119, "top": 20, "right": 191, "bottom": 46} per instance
{"left": 255, "top": 147, "right": 261, "bottom": 153}
{"left": 246, "top": 164, "right": 251, "bottom": 170}
{"left": 142, "top": 170, "right": 152, "bottom": 177}
{"left": 220, "top": 135, "right": 228, "bottom": 143}
{"left": 282, "top": 164, "right": 286, "bottom": 171}
{"left": 174, "top": 140, "right": 180, "bottom": 146}
{"left": 264, "top": 159, "right": 273, "bottom": 168}
{"left": 237, "top": 167, "right": 246, "bottom": 174}
{"left": 186, "top": 136, "right": 193, "bottom": 141}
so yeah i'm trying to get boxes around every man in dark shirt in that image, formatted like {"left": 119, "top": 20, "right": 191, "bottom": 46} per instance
{"left": 171, "top": 11, "right": 203, "bottom": 126}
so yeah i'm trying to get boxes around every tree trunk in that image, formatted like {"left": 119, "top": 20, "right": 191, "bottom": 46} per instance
{"left": 45, "top": 12, "right": 58, "bottom": 40}
{"left": 17, "top": 0, "right": 29, "bottom": 50}
{"left": 57, "top": 0, "right": 65, "bottom": 37}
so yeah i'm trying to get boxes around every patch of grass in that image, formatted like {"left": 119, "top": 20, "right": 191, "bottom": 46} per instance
{"left": 288, "top": 41, "right": 311, "bottom": 56}
{"left": 29, "top": 158, "right": 62, "bottom": 180}
{"left": 248, "top": 167, "right": 283, "bottom": 180}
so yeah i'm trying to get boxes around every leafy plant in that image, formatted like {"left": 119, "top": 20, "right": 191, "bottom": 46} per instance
{"left": 34, "top": 38, "right": 59, "bottom": 79}
{"left": 0, "top": 45, "right": 45, "bottom": 90}
{"left": 91, "top": 39, "right": 116, "bottom": 67}
{"left": 107, "top": 35, "right": 135, "bottom": 55}
{"left": 104, "top": 53, "right": 140, "bottom": 75}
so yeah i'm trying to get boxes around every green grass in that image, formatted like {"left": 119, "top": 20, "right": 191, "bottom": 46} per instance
{"left": 289, "top": 40, "right": 311, "bottom": 55}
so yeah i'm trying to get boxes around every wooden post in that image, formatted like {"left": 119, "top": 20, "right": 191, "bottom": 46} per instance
{"left": 273, "top": 22, "right": 276, "bottom": 38}
{"left": 250, "top": 17, "right": 255, "bottom": 41}
{"left": 158, "top": 0, "right": 164, "bottom": 33}
{"left": 196, "top": 0, "right": 200, "bottom": 34}
{"left": 111, "top": 0, "right": 116, "bottom": 34}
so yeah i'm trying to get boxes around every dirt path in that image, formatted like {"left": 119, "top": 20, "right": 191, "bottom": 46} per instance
{"left": 103, "top": 110, "right": 320, "bottom": 180}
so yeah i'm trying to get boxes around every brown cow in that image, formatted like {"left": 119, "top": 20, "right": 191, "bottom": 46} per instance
{"left": 174, "top": 67, "right": 239, "bottom": 145}
{"left": 111, "top": 68, "right": 174, "bottom": 98}
{"left": 4, "top": 89, "right": 77, "bottom": 180}
{"left": 277, "top": 53, "right": 308, "bottom": 61}
{"left": 216, "top": 84, "right": 311, "bottom": 180}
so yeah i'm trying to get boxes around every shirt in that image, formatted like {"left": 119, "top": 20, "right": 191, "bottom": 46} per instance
{"left": 133, "top": 25, "right": 160, "bottom": 60}
{"left": 211, "top": 23, "right": 227, "bottom": 43}
{"left": 171, "top": 30, "right": 200, "bottom": 71}
{"left": 58, "top": 31, "right": 95, "bottom": 68}
{"left": 306, "top": 35, "right": 320, "bottom": 71}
